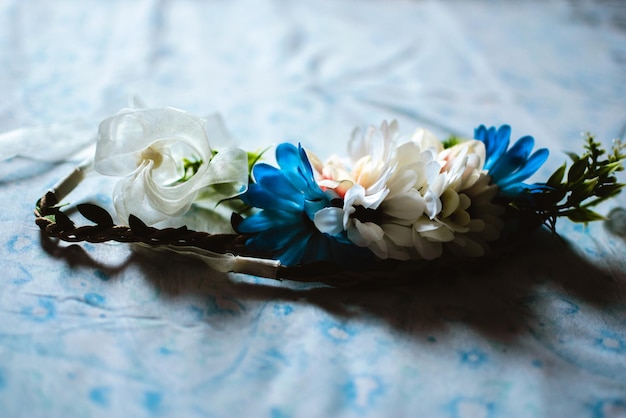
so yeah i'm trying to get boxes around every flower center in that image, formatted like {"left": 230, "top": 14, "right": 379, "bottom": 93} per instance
{"left": 352, "top": 204, "right": 382, "bottom": 224}
{"left": 139, "top": 146, "right": 163, "bottom": 168}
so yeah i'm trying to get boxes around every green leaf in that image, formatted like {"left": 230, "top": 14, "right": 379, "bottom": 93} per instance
{"left": 567, "top": 158, "right": 587, "bottom": 183}
{"left": 546, "top": 163, "right": 566, "bottom": 188}
{"left": 565, "top": 151, "right": 580, "bottom": 162}
{"left": 595, "top": 161, "right": 623, "bottom": 177}
{"left": 594, "top": 183, "right": 625, "bottom": 198}
{"left": 564, "top": 207, "right": 607, "bottom": 223}
{"left": 442, "top": 136, "right": 462, "bottom": 149}
{"left": 568, "top": 178, "right": 598, "bottom": 203}
{"left": 77, "top": 204, "right": 114, "bottom": 227}
{"left": 54, "top": 211, "right": 75, "bottom": 230}
{"left": 128, "top": 214, "right": 152, "bottom": 235}
{"left": 247, "top": 147, "right": 270, "bottom": 175}
{"left": 533, "top": 187, "right": 567, "bottom": 207}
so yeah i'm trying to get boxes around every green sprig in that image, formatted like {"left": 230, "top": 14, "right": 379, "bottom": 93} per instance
{"left": 178, "top": 148, "right": 269, "bottom": 185}
{"left": 247, "top": 147, "right": 270, "bottom": 180}
{"left": 531, "top": 134, "right": 625, "bottom": 232}
{"left": 179, "top": 157, "right": 203, "bottom": 182}
{"left": 443, "top": 135, "right": 462, "bottom": 149}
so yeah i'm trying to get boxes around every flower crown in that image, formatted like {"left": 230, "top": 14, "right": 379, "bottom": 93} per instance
{"left": 35, "top": 106, "right": 625, "bottom": 284}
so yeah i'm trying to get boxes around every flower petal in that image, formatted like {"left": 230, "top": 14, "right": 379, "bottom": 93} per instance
{"left": 347, "top": 220, "right": 384, "bottom": 247}
{"left": 498, "top": 148, "right": 549, "bottom": 187}
{"left": 412, "top": 231, "right": 443, "bottom": 260}
{"left": 475, "top": 124, "right": 510, "bottom": 170}
{"left": 254, "top": 163, "right": 303, "bottom": 203}
{"left": 489, "top": 135, "right": 534, "bottom": 182}
{"left": 412, "top": 128, "right": 443, "bottom": 153}
{"left": 243, "top": 183, "right": 303, "bottom": 212}
{"left": 275, "top": 143, "right": 317, "bottom": 194}
{"left": 237, "top": 210, "right": 299, "bottom": 233}
{"left": 382, "top": 223, "right": 413, "bottom": 247}
{"left": 96, "top": 107, "right": 211, "bottom": 176}
{"left": 420, "top": 224, "right": 455, "bottom": 242}
{"left": 201, "top": 147, "right": 249, "bottom": 195}
{"left": 314, "top": 207, "right": 345, "bottom": 235}
{"left": 440, "top": 189, "right": 460, "bottom": 218}
{"left": 383, "top": 192, "right": 426, "bottom": 221}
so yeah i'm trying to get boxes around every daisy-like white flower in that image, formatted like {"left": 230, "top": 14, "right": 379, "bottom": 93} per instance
{"left": 399, "top": 137, "right": 484, "bottom": 259}
{"left": 312, "top": 122, "right": 450, "bottom": 260}
{"left": 345, "top": 126, "right": 501, "bottom": 260}
{"left": 310, "top": 120, "right": 398, "bottom": 250}
{"left": 310, "top": 122, "right": 438, "bottom": 256}
{"left": 450, "top": 172, "right": 505, "bottom": 257}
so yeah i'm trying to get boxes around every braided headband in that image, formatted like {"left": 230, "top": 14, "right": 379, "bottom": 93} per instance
{"left": 35, "top": 106, "right": 625, "bottom": 285}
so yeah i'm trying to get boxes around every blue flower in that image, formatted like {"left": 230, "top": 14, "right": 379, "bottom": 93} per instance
{"left": 474, "top": 124, "right": 549, "bottom": 197}
{"left": 235, "top": 143, "right": 370, "bottom": 267}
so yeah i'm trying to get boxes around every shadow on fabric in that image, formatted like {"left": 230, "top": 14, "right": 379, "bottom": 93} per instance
{"left": 39, "top": 223, "right": 625, "bottom": 344}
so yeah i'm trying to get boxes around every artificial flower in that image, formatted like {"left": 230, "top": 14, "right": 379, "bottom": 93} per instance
{"left": 235, "top": 143, "right": 371, "bottom": 267}
{"left": 310, "top": 121, "right": 444, "bottom": 259}
{"left": 36, "top": 103, "right": 625, "bottom": 277}
{"left": 474, "top": 124, "right": 549, "bottom": 197}
{"left": 396, "top": 137, "right": 481, "bottom": 259}
{"left": 328, "top": 123, "right": 501, "bottom": 260}
{"left": 95, "top": 107, "right": 248, "bottom": 225}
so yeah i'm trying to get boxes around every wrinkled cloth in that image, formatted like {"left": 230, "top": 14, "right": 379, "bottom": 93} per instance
{"left": 1, "top": 1, "right": 626, "bottom": 417}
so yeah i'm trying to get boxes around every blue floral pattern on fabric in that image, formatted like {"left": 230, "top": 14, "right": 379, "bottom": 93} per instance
{"left": 4, "top": 2, "right": 626, "bottom": 417}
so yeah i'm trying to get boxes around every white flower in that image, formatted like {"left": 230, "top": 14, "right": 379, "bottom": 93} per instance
{"left": 444, "top": 173, "right": 505, "bottom": 257}
{"left": 309, "top": 120, "right": 399, "bottom": 246}
{"left": 310, "top": 120, "right": 399, "bottom": 198}
{"left": 312, "top": 120, "right": 505, "bottom": 261}
{"left": 314, "top": 183, "right": 385, "bottom": 247}
{"left": 438, "top": 139, "right": 486, "bottom": 191}
{"left": 361, "top": 128, "right": 497, "bottom": 260}
{"left": 410, "top": 139, "right": 503, "bottom": 258}
{"left": 312, "top": 121, "right": 439, "bottom": 258}
{"left": 95, "top": 107, "right": 248, "bottom": 225}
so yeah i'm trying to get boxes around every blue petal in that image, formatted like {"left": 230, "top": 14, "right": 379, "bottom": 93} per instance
{"left": 302, "top": 233, "right": 375, "bottom": 267}
{"left": 275, "top": 143, "right": 309, "bottom": 191}
{"left": 302, "top": 233, "right": 331, "bottom": 263}
{"left": 297, "top": 145, "right": 319, "bottom": 190}
{"left": 475, "top": 125, "right": 510, "bottom": 170}
{"left": 297, "top": 153, "right": 327, "bottom": 201}
{"left": 238, "top": 142, "right": 349, "bottom": 267}
{"left": 275, "top": 143, "right": 328, "bottom": 202}
{"left": 236, "top": 210, "right": 300, "bottom": 233}
{"left": 246, "top": 224, "right": 313, "bottom": 265}
{"left": 499, "top": 182, "right": 550, "bottom": 197}
{"left": 278, "top": 231, "right": 312, "bottom": 266}
{"left": 247, "top": 223, "right": 303, "bottom": 250}
{"left": 489, "top": 135, "right": 534, "bottom": 182}
{"left": 252, "top": 163, "right": 299, "bottom": 199}
{"left": 473, "top": 125, "right": 487, "bottom": 141}
{"left": 524, "top": 183, "right": 551, "bottom": 192}
{"left": 494, "top": 125, "right": 512, "bottom": 156}
{"left": 251, "top": 162, "right": 276, "bottom": 180}
{"left": 498, "top": 148, "right": 549, "bottom": 187}
{"left": 243, "top": 183, "right": 303, "bottom": 212}
{"left": 254, "top": 164, "right": 304, "bottom": 205}
{"left": 304, "top": 198, "right": 330, "bottom": 220}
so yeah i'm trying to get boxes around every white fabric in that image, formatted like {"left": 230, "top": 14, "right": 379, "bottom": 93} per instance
{"left": 1, "top": 1, "right": 626, "bottom": 417}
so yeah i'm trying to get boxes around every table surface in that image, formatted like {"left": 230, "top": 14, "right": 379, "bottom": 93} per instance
{"left": 1, "top": 1, "right": 626, "bottom": 417}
